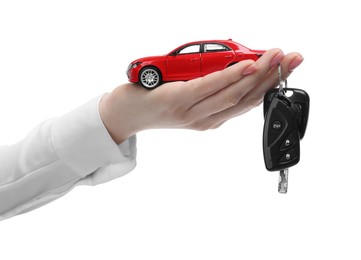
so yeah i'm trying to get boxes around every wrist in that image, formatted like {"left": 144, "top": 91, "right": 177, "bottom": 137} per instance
{"left": 99, "top": 92, "right": 135, "bottom": 144}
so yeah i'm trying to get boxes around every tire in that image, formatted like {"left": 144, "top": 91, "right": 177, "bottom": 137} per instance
{"left": 139, "top": 67, "right": 162, "bottom": 89}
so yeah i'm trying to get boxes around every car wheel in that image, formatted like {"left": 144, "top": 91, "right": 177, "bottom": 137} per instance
{"left": 139, "top": 67, "right": 162, "bottom": 89}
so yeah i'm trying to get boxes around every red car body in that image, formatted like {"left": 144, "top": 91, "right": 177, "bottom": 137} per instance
{"left": 127, "top": 39, "right": 265, "bottom": 89}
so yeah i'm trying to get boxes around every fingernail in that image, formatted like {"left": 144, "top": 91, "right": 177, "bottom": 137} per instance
{"left": 288, "top": 56, "right": 304, "bottom": 71}
{"left": 270, "top": 52, "right": 284, "bottom": 67}
{"left": 242, "top": 64, "right": 258, "bottom": 76}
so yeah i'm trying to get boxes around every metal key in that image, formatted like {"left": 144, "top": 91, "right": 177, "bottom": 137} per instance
{"left": 278, "top": 169, "right": 288, "bottom": 193}
{"left": 263, "top": 65, "right": 310, "bottom": 193}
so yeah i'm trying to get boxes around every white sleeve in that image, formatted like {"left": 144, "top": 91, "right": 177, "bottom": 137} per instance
{"left": 0, "top": 95, "right": 137, "bottom": 221}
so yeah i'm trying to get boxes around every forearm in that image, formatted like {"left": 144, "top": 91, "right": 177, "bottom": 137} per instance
{"left": 0, "top": 95, "right": 136, "bottom": 221}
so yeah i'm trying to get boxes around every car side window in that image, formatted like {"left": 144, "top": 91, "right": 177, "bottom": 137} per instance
{"left": 178, "top": 44, "right": 200, "bottom": 55}
{"left": 204, "top": 43, "right": 230, "bottom": 52}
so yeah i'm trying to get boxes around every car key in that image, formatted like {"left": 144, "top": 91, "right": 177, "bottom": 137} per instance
{"left": 263, "top": 65, "right": 309, "bottom": 193}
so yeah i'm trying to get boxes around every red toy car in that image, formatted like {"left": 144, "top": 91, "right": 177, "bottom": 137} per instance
{"left": 127, "top": 39, "right": 265, "bottom": 89}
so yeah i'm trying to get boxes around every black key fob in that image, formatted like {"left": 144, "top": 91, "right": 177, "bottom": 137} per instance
{"left": 263, "top": 88, "right": 310, "bottom": 171}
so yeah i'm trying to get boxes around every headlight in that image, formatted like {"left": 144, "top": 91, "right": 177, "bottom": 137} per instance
{"left": 130, "top": 62, "right": 142, "bottom": 69}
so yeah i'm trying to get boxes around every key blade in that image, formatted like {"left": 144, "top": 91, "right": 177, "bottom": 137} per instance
{"left": 278, "top": 169, "right": 289, "bottom": 194}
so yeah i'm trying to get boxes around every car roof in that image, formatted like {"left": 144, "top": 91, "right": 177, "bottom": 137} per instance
{"left": 184, "top": 39, "right": 235, "bottom": 44}
{"left": 169, "top": 39, "right": 249, "bottom": 53}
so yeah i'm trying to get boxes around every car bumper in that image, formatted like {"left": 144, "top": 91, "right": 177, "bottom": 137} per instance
{"left": 126, "top": 67, "right": 139, "bottom": 83}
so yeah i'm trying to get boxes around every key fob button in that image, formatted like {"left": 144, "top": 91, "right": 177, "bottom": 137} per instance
{"left": 280, "top": 132, "right": 295, "bottom": 150}
{"left": 280, "top": 148, "right": 295, "bottom": 163}
{"left": 272, "top": 121, "right": 282, "bottom": 131}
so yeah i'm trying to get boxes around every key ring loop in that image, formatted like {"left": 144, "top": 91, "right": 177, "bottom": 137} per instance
{"left": 278, "top": 64, "right": 287, "bottom": 96}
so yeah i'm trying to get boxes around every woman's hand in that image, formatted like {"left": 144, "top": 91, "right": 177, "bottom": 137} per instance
{"left": 99, "top": 48, "right": 303, "bottom": 144}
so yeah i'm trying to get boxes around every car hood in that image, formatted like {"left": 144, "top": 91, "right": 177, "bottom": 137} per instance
{"left": 131, "top": 55, "right": 166, "bottom": 63}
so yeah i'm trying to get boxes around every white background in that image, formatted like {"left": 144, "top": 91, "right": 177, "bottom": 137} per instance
{"left": 0, "top": 0, "right": 360, "bottom": 259}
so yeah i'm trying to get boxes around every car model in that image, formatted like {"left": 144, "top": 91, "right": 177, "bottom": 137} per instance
{"left": 126, "top": 39, "right": 265, "bottom": 89}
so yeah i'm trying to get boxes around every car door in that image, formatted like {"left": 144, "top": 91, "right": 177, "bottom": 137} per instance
{"left": 201, "top": 43, "right": 235, "bottom": 76}
{"left": 165, "top": 44, "right": 201, "bottom": 80}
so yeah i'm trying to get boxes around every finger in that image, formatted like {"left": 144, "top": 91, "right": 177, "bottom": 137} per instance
{"left": 186, "top": 49, "right": 284, "bottom": 118}
{"left": 244, "top": 52, "right": 304, "bottom": 100}
{"left": 200, "top": 53, "right": 304, "bottom": 124}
